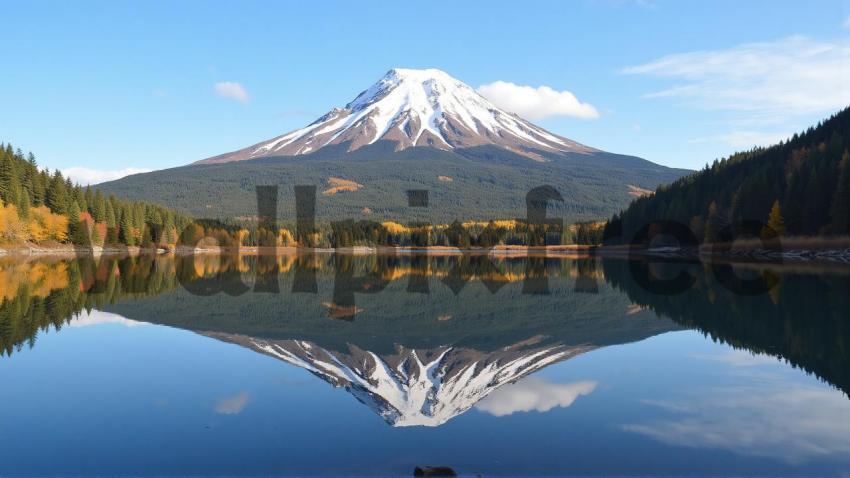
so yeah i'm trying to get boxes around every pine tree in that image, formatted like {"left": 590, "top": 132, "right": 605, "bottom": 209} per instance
{"left": 0, "top": 153, "right": 13, "bottom": 204}
{"left": 90, "top": 225, "right": 102, "bottom": 247}
{"left": 764, "top": 200, "right": 787, "bottom": 237}
{"left": 6, "top": 174, "right": 22, "bottom": 207}
{"left": 31, "top": 172, "right": 45, "bottom": 206}
{"left": 46, "top": 172, "right": 69, "bottom": 215}
{"left": 105, "top": 199, "right": 117, "bottom": 242}
{"left": 163, "top": 214, "right": 175, "bottom": 245}
{"left": 92, "top": 190, "right": 106, "bottom": 222}
{"left": 73, "top": 187, "right": 87, "bottom": 215}
{"left": 19, "top": 193, "right": 31, "bottom": 220}
{"left": 830, "top": 150, "right": 850, "bottom": 234}
{"left": 20, "top": 163, "right": 35, "bottom": 206}
{"left": 132, "top": 205, "right": 144, "bottom": 245}
{"left": 119, "top": 208, "right": 135, "bottom": 246}
{"left": 704, "top": 201, "right": 721, "bottom": 243}
{"left": 84, "top": 186, "right": 94, "bottom": 213}
{"left": 68, "top": 201, "right": 87, "bottom": 245}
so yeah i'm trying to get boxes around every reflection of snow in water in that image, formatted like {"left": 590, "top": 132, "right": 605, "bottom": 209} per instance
{"left": 69, "top": 310, "right": 148, "bottom": 328}
{"left": 245, "top": 337, "right": 590, "bottom": 427}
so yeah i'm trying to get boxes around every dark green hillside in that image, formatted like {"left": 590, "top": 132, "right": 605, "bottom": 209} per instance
{"left": 605, "top": 106, "right": 850, "bottom": 243}
{"left": 100, "top": 142, "right": 688, "bottom": 224}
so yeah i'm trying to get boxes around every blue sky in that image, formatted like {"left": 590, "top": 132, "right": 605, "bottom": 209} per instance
{"left": 2, "top": 0, "right": 850, "bottom": 183}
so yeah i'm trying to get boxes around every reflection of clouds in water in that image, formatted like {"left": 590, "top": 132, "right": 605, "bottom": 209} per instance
{"left": 476, "top": 377, "right": 597, "bottom": 417}
{"left": 69, "top": 310, "right": 147, "bottom": 328}
{"left": 692, "top": 349, "right": 780, "bottom": 367}
{"left": 623, "top": 374, "right": 850, "bottom": 463}
{"left": 215, "top": 392, "right": 250, "bottom": 415}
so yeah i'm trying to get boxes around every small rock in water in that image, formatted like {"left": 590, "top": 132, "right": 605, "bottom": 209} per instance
{"left": 414, "top": 465, "right": 457, "bottom": 477}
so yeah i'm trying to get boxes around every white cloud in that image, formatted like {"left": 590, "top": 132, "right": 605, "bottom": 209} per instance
{"left": 70, "top": 310, "right": 148, "bottom": 328}
{"left": 477, "top": 81, "right": 599, "bottom": 120}
{"left": 62, "top": 167, "right": 151, "bottom": 186}
{"left": 690, "top": 130, "right": 792, "bottom": 149}
{"left": 623, "top": 35, "right": 850, "bottom": 119}
{"left": 215, "top": 392, "right": 250, "bottom": 415}
{"left": 623, "top": 383, "right": 850, "bottom": 464}
{"left": 475, "top": 377, "right": 597, "bottom": 417}
{"left": 214, "top": 81, "right": 250, "bottom": 103}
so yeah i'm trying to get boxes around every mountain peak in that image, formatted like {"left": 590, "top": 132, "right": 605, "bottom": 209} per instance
{"left": 386, "top": 67, "right": 454, "bottom": 80}
{"left": 196, "top": 68, "right": 596, "bottom": 165}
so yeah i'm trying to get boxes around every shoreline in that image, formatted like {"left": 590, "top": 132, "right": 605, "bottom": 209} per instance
{"left": 595, "top": 245, "right": 850, "bottom": 265}
{"left": 2, "top": 243, "right": 850, "bottom": 265}
{"left": 0, "top": 243, "right": 596, "bottom": 258}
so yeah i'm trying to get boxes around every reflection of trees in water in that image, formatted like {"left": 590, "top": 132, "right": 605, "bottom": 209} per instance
{"left": 602, "top": 259, "right": 850, "bottom": 396}
{"left": 0, "top": 256, "right": 182, "bottom": 357}
{"left": 0, "top": 254, "right": 599, "bottom": 354}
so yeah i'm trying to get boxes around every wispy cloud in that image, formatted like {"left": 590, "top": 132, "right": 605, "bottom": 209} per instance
{"left": 214, "top": 81, "right": 250, "bottom": 103}
{"left": 475, "top": 377, "right": 597, "bottom": 417}
{"left": 689, "top": 130, "right": 792, "bottom": 149}
{"left": 62, "top": 166, "right": 151, "bottom": 186}
{"left": 477, "top": 81, "right": 599, "bottom": 120}
{"left": 623, "top": 36, "right": 850, "bottom": 120}
{"left": 215, "top": 392, "right": 250, "bottom": 415}
{"left": 844, "top": 16, "right": 850, "bottom": 29}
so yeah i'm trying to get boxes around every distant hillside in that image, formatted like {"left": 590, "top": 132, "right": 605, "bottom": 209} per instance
{"left": 605, "top": 107, "right": 850, "bottom": 243}
{"left": 99, "top": 143, "right": 688, "bottom": 224}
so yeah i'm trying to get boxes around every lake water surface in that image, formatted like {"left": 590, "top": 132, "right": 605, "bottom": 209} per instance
{"left": 1, "top": 254, "right": 848, "bottom": 477}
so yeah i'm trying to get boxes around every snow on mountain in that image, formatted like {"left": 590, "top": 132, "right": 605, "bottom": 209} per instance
{"left": 206, "top": 332, "right": 595, "bottom": 427}
{"left": 197, "top": 68, "right": 596, "bottom": 164}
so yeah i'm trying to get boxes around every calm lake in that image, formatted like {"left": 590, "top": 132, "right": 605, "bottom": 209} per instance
{"left": 1, "top": 253, "right": 849, "bottom": 477}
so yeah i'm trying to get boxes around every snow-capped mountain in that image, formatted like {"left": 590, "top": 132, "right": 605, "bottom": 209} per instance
{"left": 197, "top": 68, "right": 596, "bottom": 164}
{"left": 206, "top": 332, "right": 594, "bottom": 427}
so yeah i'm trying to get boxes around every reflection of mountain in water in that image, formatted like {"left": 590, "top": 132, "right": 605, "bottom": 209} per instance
{"left": 211, "top": 333, "right": 594, "bottom": 426}
{"left": 100, "top": 255, "right": 679, "bottom": 426}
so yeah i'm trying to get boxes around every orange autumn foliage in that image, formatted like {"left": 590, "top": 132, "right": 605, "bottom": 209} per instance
{"left": 0, "top": 203, "right": 68, "bottom": 244}
{"left": 0, "top": 261, "right": 69, "bottom": 301}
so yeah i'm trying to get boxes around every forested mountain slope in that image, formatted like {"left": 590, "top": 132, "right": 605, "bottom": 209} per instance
{"left": 605, "top": 107, "right": 850, "bottom": 243}
{"left": 100, "top": 143, "right": 688, "bottom": 224}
